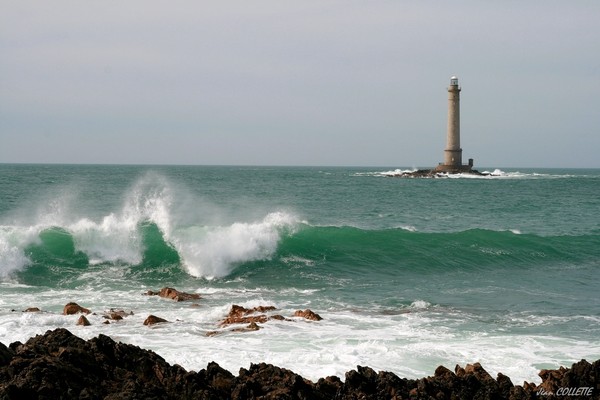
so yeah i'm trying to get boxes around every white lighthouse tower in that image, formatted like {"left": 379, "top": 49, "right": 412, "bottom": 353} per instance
{"left": 435, "top": 76, "right": 473, "bottom": 172}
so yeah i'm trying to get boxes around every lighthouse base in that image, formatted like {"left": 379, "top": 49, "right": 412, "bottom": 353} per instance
{"left": 387, "top": 166, "right": 486, "bottom": 178}
{"left": 434, "top": 157, "right": 474, "bottom": 173}
{"left": 433, "top": 163, "right": 473, "bottom": 173}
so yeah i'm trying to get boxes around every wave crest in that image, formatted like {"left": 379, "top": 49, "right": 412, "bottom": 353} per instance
{"left": 174, "top": 211, "right": 299, "bottom": 279}
{"left": 0, "top": 172, "right": 301, "bottom": 282}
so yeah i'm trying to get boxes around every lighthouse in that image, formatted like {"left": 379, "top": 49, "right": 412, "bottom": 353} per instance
{"left": 435, "top": 76, "right": 473, "bottom": 172}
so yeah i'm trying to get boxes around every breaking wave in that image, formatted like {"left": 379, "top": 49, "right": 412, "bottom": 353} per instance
{"left": 2, "top": 172, "right": 598, "bottom": 287}
{"left": 0, "top": 173, "right": 300, "bottom": 283}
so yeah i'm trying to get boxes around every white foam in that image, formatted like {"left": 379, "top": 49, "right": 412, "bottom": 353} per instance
{"left": 70, "top": 216, "right": 142, "bottom": 265}
{"left": 1, "top": 285, "right": 599, "bottom": 385}
{"left": 409, "top": 300, "right": 432, "bottom": 309}
{"left": 355, "top": 168, "right": 418, "bottom": 177}
{"left": 281, "top": 256, "right": 315, "bottom": 267}
{"left": 174, "top": 211, "right": 299, "bottom": 279}
{"left": 361, "top": 168, "right": 587, "bottom": 180}
{"left": 398, "top": 225, "right": 418, "bottom": 232}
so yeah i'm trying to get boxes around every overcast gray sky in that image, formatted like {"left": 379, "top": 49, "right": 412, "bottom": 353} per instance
{"left": 1, "top": 1, "right": 599, "bottom": 167}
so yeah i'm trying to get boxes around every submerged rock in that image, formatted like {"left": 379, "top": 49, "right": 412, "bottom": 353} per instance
{"left": 143, "top": 315, "right": 169, "bottom": 326}
{"left": 231, "top": 322, "right": 261, "bottom": 333}
{"left": 108, "top": 313, "right": 122, "bottom": 321}
{"left": 220, "top": 314, "right": 268, "bottom": 326}
{"left": 0, "top": 328, "right": 598, "bottom": 399}
{"left": 145, "top": 287, "right": 201, "bottom": 302}
{"left": 220, "top": 305, "right": 316, "bottom": 328}
{"left": 207, "top": 321, "right": 265, "bottom": 337}
{"left": 102, "top": 308, "right": 133, "bottom": 321}
{"left": 269, "top": 314, "right": 291, "bottom": 321}
{"left": 219, "top": 304, "right": 276, "bottom": 326}
{"left": 63, "top": 302, "right": 91, "bottom": 315}
{"left": 294, "top": 309, "right": 323, "bottom": 321}
{"left": 76, "top": 315, "right": 91, "bottom": 326}
{"left": 212, "top": 305, "right": 309, "bottom": 335}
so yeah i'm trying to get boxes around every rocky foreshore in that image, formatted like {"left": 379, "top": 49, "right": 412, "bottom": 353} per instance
{"left": 0, "top": 328, "right": 597, "bottom": 399}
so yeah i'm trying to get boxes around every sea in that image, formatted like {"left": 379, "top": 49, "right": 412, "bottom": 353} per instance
{"left": 0, "top": 164, "right": 599, "bottom": 384}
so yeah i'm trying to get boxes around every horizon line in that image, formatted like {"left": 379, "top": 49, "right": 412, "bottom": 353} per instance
{"left": 1, "top": 162, "right": 599, "bottom": 170}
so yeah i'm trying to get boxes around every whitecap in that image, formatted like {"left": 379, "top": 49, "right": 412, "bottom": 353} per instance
{"left": 174, "top": 211, "right": 300, "bottom": 279}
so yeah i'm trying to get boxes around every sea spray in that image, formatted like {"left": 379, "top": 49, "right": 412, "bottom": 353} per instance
{"left": 70, "top": 173, "right": 176, "bottom": 265}
{"left": 120, "top": 172, "right": 174, "bottom": 238}
{"left": 70, "top": 215, "right": 142, "bottom": 266}
{"left": 173, "top": 211, "right": 300, "bottom": 279}
{"left": 0, "top": 226, "right": 33, "bottom": 277}
{"left": 1, "top": 171, "right": 302, "bottom": 281}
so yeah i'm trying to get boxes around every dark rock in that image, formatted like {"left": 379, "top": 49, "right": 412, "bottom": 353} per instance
{"left": 232, "top": 362, "right": 323, "bottom": 400}
{"left": 509, "top": 385, "right": 532, "bottom": 400}
{"left": 338, "top": 366, "right": 414, "bottom": 399}
{"left": 497, "top": 372, "right": 514, "bottom": 398}
{"left": 23, "top": 307, "right": 41, "bottom": 312}
{"left": 465, "top": 362, "right": 496, "bottom": 383}
{"left": 535, "top": 359, "right": 598, "bottom": 399}
{"left": 0, "top": 328, "right": 597, "bottom": 400}
{"left": 0, "top": 342, "right": 13, "bottom": 367}
{"left": 8, "top": 341, "right": 22, "bottom": 353}
{"left": 76, "top": 315, "right": 91, "bottom": 326}
{"left": 344, "top": 365, "right": 378, "bottom": 394}
{"left": 315, "top": 375, "right": 342, "bottom": 398}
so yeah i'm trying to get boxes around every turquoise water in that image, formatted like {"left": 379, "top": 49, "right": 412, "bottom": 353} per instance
{"left": 1, "top": 164, "right": 599, "bottom": 382}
